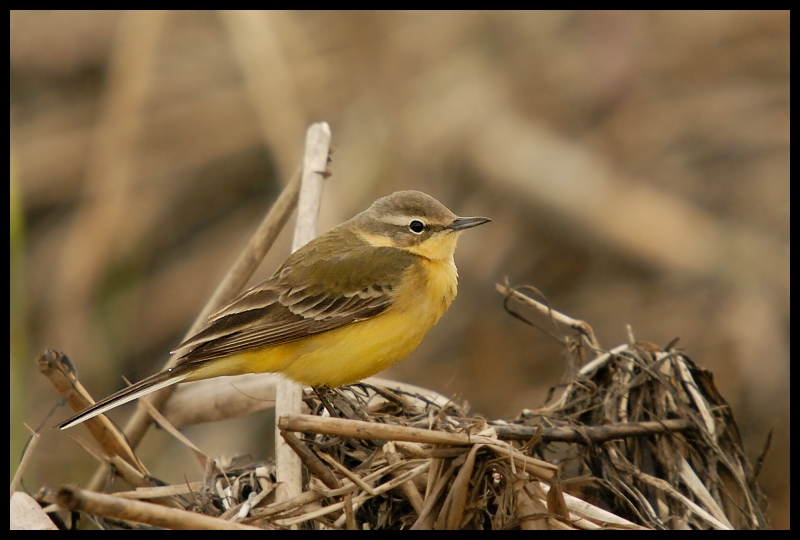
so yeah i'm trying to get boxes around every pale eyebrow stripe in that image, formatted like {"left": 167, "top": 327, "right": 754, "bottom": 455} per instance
{"left": 380, "top": 215, "right": 425, "bottom": 227}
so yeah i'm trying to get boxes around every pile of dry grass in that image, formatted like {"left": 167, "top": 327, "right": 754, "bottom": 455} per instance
{"left": 495, "top": 286, "right": 769, "bottom": 530}
{"left": 27, "top": 284, "right": 767, "bottom": 529}
{"left": 20, "top": 148, "right": 767, "bottom": 528}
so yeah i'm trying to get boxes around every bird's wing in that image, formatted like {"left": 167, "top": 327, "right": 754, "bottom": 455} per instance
{"left": 58, "top": 236, "right": 418, "bottom": 430}
{"left": 172, "top": 244, "right": 417, "bottom": 366}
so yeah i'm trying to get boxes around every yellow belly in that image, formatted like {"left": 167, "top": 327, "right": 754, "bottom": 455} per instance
{"left": 188, "top": 258, "right": 459, "bottom": 387}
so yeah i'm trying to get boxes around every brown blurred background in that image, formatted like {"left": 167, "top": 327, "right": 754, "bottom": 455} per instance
{"left": 10, "top": 11, "right": 789, "bottom": 527}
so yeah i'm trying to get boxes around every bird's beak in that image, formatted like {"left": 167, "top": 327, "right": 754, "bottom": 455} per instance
{"left": 447, "top": 216, "right": 491, "bottom": 231}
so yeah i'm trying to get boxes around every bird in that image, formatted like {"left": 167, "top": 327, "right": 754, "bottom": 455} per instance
{"left": 59, "top": 190, "right": 490, "bottom": 429}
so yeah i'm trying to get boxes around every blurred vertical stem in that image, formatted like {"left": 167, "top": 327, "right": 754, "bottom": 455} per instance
{"left": 276, "top": 122, "right": 331, "bottom": 504}
{"left": 10, "top": 152, "right": 28, "bottom": 478}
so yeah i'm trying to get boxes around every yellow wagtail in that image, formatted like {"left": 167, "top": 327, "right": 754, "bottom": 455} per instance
{"left": 59, "top": 190, "right": 490, "bottom": 429}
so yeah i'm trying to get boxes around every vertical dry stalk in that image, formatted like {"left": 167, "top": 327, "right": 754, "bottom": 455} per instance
{"left": 218, "top": 10, "right": 305, "bottom": 181}
{"left": 275, "top": 122, "right": 331, "bottom": 504}
{"left": 53, "top": 10, "right": 166, "bottom": 356}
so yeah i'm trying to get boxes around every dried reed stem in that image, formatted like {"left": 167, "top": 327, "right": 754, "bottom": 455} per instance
{"left": 56, "top": 486, "right": 260, "bottom": 530}
{"left": 275, "top": 121, "right": 331, "bottom": 504}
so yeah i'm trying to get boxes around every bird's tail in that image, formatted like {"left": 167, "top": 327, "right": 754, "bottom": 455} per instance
{"left": 58, "top": 367, "right": 192, "bottom": 430}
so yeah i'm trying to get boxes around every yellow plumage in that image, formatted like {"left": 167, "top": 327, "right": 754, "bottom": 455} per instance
{"left": 196, "top": 253, "right": 458, "bottom": 387}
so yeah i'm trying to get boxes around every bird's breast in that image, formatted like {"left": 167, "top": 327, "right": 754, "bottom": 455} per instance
{"left": 243, "top": 256, "right": 460, "bottom": 388}
{"left": 393, "top": 256, "right": 458, "bottom": 326}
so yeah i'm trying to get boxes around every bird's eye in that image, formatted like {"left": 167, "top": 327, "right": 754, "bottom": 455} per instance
{"left": 409, "top": 220, "right": 425, "bottom": 234}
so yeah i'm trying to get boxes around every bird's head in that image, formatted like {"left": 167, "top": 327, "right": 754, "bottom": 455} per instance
{"left": 353, "top": 190, "right": 490, "bottom": 261}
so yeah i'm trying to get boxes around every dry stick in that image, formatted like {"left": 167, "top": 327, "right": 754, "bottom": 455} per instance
{"left": 280, "top": 430, "right": 341, "bottom": 490}
{"left": 496, "top": 283, "right": 600, "bottom": 349}
{"left": 343, "top": 492, "right": 357, "bottom": 530}
{"left": 253, "top": 489, "right": 323, "bottom": 520}
{"left": 10, "top": 425, "right": 39, "bottom": 498}
{"left": 332, "top": 491, "right": 363, "bottom": 529}
{"left": 444, "top": 444, "right": 481, "bottom": 529}
{"left": 56, "top": 486, "right": 260, "bottom": 530}
{"left": 162, "top": 373, "right": 282, "bottom": 429}
{"left": 494, "top": 418, "right": 692, "bottom": 444}
{"left": 319, "top": 453, "right": 377, "bottom": 496}
{"left": 276, "top": 122, "right": 331, "bottom": 504}
{"left": 84, "top": 169, "right": 302, "bottom": 492}
{"left": 384, "top": 442, "right": 425, "bottom": 514}
{"left": 280, "top": 414, "right": 474, "bottom": 446}
{"left": 672, "top": 354, "right": 717, "bottom": 439}
{"left": 38, "top": 350, "right": 147, "bottom": 476}
{"left": 112, "top": 482, "right": 206, "bottom": 500}
{"left": 424, "top": 457, "right": 443, "bottom": 500}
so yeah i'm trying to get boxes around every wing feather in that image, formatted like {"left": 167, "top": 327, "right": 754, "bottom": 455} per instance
{"left": 173, "top": 240, "right": 416, "bottom": 368}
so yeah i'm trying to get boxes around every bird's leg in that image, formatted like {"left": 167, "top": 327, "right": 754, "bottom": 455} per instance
{"left": 313, "top": 386, "right": 368, "bottom": 421}
{"left": 313, "top": 386, "right": 338, "bottom": 417}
